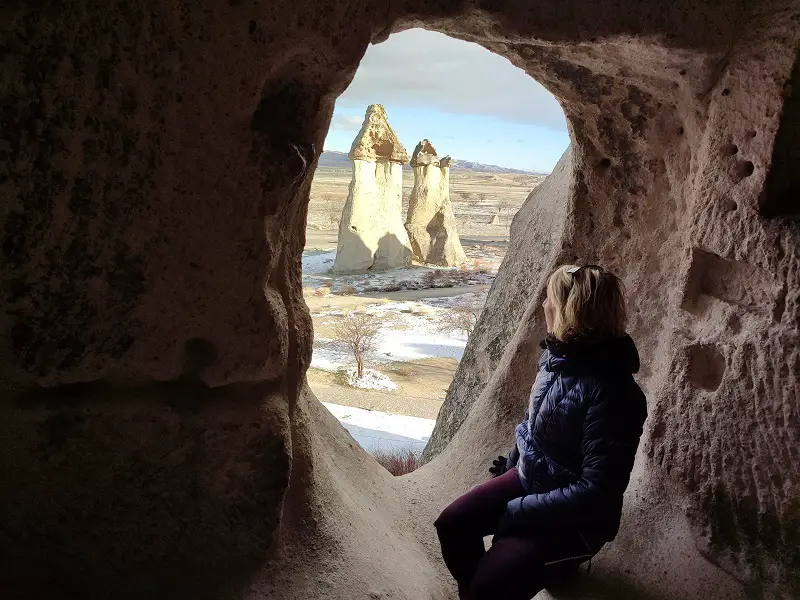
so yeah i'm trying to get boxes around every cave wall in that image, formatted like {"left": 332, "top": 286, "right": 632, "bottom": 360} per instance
{"left": 1, "top": 0, "right": 798, "bottom": 598}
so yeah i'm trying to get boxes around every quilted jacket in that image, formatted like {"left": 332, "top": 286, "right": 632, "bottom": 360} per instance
{"left": 504, "top": 334, "right": 647, "bottom": 544}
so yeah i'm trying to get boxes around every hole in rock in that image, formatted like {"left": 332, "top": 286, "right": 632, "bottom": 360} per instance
{"left": 723, "top": 198, "right": 738, "bottom": 212}
{"left": 762, "top": 49, "right": 800, "bottom": 217}
{"left": 301, "top": 28, "right": 569, "bottom": 471}
{"left": 732, "top": 159, "right": 755, "bottom": 181}
{"left": 723, "top": 143, "right": 739, "bottom": 156}
{"left": 685, "top": 343, "right": 725, "bottom": 392}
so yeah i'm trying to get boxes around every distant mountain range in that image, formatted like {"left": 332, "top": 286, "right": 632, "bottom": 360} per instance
{"left": 317, "top": 150, "right": 547, "bottom": 175}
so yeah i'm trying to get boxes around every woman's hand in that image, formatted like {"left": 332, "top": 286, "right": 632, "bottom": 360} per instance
{"left": 488, "top": 455, "right": 508, "bottom": 477}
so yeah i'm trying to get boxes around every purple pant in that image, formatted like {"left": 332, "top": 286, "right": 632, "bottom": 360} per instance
{"left": 434, "top": 469, "right": 597, "bottom": 600}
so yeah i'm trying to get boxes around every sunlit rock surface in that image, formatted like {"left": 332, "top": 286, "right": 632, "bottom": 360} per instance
{"left": 405, "top": 140, "right": 467, "bottom": 266}
{"left": 334, "top": 104, "right": 412, "bottom": 272}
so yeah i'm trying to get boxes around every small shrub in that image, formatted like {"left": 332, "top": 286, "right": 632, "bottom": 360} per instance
{"left": 439, "top": 304, "right": 481, "bottom": 337}
{"left": 423, "top": 270, "right": 445, "bottom": 283}
{"left": 372, "top": 448, "right": 419, "bottom": 476}
{"left": 313, "top": 286, "right": 331, "bottom": 297}
{"left": 336, "top": 284, "right": 357, "bottom": 295}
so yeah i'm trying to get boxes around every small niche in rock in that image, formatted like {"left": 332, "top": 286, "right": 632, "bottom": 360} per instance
{"left": 733, "top": 159, "right": 755, "bottom": 181}
{"left": 686, "top": 343, "right": 726, "bottom": 391}
{"left": 723, "top": 143, "right": 739, "bottom": 156}
{"left": 723, "top": 198, "right": 738, "bottom": 212}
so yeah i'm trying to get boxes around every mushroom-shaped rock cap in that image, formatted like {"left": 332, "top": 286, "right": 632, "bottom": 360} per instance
{"left": 348, "top": 104, "right": 409, "bottom": 163}
{"left": 410, "top": 139, "right": 439, "bottom": 167}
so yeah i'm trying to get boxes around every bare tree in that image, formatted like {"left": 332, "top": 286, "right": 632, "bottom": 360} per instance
{"left": 439, "top": 304, "right": 481, "bottom": 338}
{"left": 460, "top": 191, "right": 476, "bottom": 205}
{"left": 478, "top": 192, "right": 488, "bottom": 205}
{"left": 325, "top": 195, "right": 341, "bottom": 229}
{"left": 497, "top": 198, "right": 513, "bottom": 225}
{"left": 330, "top": 310, "right": 381, "bottom": 379}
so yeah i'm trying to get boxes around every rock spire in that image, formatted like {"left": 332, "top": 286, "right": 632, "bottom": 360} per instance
{"left": 405, "top": 139, "right": 467, "bottom": 266}
{"left": 334, "top": 105, "right": 412, "bottom": 272}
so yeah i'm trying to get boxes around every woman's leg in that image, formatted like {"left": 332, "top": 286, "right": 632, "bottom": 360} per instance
{"left": 434, "top": 469, "right": 525, "bottom": 597}
{"left": 466, "top": 530, "right": 595, "bottom": 600}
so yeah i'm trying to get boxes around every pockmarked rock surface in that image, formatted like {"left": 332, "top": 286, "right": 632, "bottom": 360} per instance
{"left": 1, "top": 2, "right": 798, "bottom": 600}
{"left": 405, "top": 140, "right": 467, "bottom": 266}
{"left": 334, "top": 105, "right": 412, "bottom": 272}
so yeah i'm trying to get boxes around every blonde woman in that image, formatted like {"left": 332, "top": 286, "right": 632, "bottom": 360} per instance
{"left": 435, "top": 265, "right": 647, "bottom": 600}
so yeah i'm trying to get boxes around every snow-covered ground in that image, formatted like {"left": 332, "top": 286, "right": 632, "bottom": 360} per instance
{"left": 304, "top": 247, "right": 492, "bottom": 452}
{"left": 323, "top": 402, "right": 435, "bottom": 454}
{"left": 311, "top": 300, "right": 472, "bottom": 374}
{"left": 302, "top": 249, "right": 497, "bottom": 294}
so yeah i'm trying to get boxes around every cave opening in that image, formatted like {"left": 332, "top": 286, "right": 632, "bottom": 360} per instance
{"left": 2, "top": 3, "right": 798, "bottom": 598}
{"left": 301, "top": 28, "right": 569, "bottom": 473}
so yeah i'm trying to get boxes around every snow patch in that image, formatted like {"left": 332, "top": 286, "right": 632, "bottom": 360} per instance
{"left": 302, "top": 250, "right": 336, "bottom": 275}
{"left": 345, "top": 367, "right": 397, "bottom": 391}
{"left": 311, "top": 298, "right": 478, "bottom": 372}
{"left": 322, "top": 402, "right": 435, "bottom": 453}
{"left": 301, "top": 248, "right": 496, "bottom": 294}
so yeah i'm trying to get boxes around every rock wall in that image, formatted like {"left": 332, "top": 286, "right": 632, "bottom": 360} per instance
{"left": 334, "top": 105, "right": 412, "bottom": 272}
{"left": 405, "top": 140, "right": 467, "bottom": 266}
{"left": 1, "top": 1, "right": 798, "bottom": 599}
{"left": 422, "top": 146, "right": 573, "bottom": 461}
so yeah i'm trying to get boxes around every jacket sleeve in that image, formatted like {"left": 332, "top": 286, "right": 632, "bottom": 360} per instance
{"left": 504, "top": 383, "right": 646, "bottom": 528}
{"left": 505, "top": 408, "right": 527, "bottom": 469}
{"left": 506, "top": 445, "right": 520, "bottom": 469}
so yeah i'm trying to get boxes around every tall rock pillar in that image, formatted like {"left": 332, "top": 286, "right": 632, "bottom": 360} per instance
{"left": 333, "top": 105, "right": 412, "bottom": 272}
{"left": 405, "top": 140, "right": 467, "bottom": 266}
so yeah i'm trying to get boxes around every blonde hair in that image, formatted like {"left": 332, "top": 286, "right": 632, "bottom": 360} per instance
{"left": 546, "top": 264, "right": 627, "bottom": 341}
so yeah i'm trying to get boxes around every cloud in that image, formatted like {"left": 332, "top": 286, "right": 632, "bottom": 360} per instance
{"left": 337, "top": 29, "right": 567, "bottom": 132}
{"left": 329, "top": 114, "right": 364, "bottom": 131}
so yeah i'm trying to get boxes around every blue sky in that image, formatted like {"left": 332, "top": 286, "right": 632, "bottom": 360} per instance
{"left": 324, "top": 29, "right": 571, "bottom": 173}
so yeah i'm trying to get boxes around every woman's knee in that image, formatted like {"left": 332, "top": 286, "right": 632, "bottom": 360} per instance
{"left": 434, "top": 504, "right": 458, "bottom": 532}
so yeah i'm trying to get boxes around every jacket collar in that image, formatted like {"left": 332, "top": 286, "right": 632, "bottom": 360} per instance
{"left": 540, "top": 334, "right": 640, "bottom": 375}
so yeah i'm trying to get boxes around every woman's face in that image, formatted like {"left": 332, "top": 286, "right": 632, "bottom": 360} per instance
{"left": 543, "top": 296, "right": 555, "bottom": 333}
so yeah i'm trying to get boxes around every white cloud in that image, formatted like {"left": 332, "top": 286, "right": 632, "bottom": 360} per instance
{"left": 338, "top": 29, "right": 567, "bottom": 132}
{"left": 329, "top": 114, "right": 364, "bottom": 131}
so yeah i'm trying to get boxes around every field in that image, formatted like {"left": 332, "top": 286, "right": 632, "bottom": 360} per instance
{"left": 304, "top": 166, "right": 545, "bottom": 455}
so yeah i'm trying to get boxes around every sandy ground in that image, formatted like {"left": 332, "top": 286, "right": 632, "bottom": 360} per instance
{"left": 308, "top": 167, "right": 543, "bottom": 237}
{"left": 308, "top": 357, "right": 456, "bottom": 420}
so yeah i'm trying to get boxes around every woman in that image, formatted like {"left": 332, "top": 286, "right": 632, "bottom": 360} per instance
{"left": 434, "top": 264, "right": 648, "bottom": 600}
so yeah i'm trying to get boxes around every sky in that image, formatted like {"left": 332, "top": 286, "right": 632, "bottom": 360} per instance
{"left": 324, "top": 29, "right": 571, "bottom": 173}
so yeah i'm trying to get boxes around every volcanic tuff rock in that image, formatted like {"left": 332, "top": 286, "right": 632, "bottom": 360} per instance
{"left": 1, "top": 2, "right": 799, "bottom": 600}
{"left": 334, "top": 105, "right": 412, "bottom": 272}
{"left": 347, "top": 104, "right": 409, "bottom": 164}
{"left": 405, "top": 140, "right": 467, "bottom": 266}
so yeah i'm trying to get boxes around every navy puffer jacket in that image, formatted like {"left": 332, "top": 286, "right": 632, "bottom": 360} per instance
{"left": 502, "top": 334, "right": 647, "bottom": 544}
